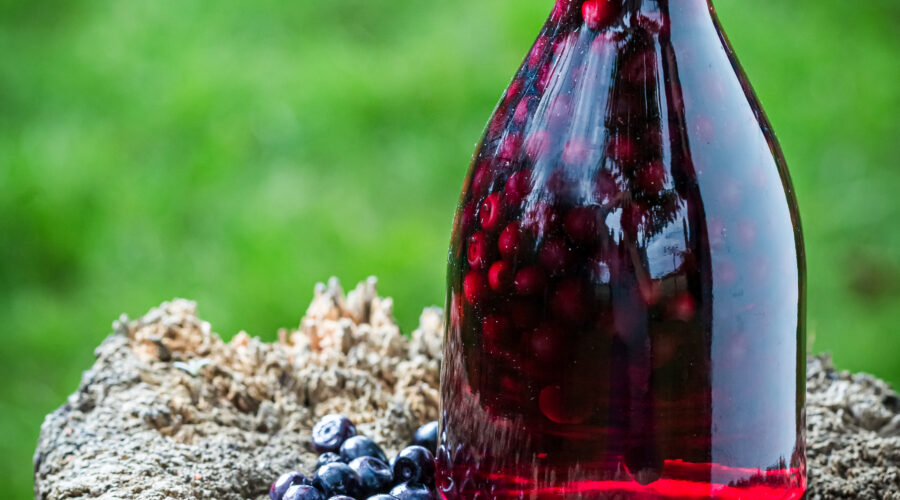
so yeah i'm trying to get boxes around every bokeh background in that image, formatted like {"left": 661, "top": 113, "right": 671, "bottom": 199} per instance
{"left": 2, "top": 0, "right": 898, "bottom": 496}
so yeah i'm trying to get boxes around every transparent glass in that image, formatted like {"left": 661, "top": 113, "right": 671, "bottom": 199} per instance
{"left": 437, "top": 0, "right": 806, "bottom": 498}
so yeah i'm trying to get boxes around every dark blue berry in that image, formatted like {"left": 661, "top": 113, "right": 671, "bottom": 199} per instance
{"left": 316, "top": 452, "right": 343, "bottom": 469}
{"left": 412, "top": 421, "right": 438, "bottom": 453}
{"left": 312, "top": 462, "right": 363, "bottom": 498}
{"left": 392, "top": 446, "right": 435, "bottom": 486}
{"left": 389, "top": 482, "right": 435, "bottom": 500}
{"left": 270, "top": 471, "right": 308, "bottom": 500}
{"left": 349, "top": 456, "right": 394, "bottom": 495}
{"left": 339, "top": 435, "right": 388, "bottom": 463}
{"left": 283, "top": 484, "right": 323, "bottom": 500}
{"left": 313, "top": 414, "right": 358, "bottom": 453}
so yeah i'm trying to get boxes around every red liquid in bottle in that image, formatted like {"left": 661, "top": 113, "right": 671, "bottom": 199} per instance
{"left": 438, "top": 1, "right": 806, "bottom": 498}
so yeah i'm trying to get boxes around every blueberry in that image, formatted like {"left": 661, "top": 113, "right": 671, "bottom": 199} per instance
{"left": 389, "top": 482, "right": 435, "bottom": 500}
{"left": 349, "top": 456, "right": 394, "bottom": 495}
{"left": 283, "top": 484, "right": 323, "bottom": 500}
{"left": 392, "top": 446, "right": 435, "bottom": 486}
{"left": 312, "top": 462, "right": 363, "bottom": 498}
{"left": 316, "top": 452, "right": 343, "bottom": 469}
{"left": 270, "top": 471, "right": 308, "bottom": 500}
{"left": 411, "top": 421, "right": 438, "bottom": 453}
{"left": 340, "top": 435, "right": 388, "bottom": 463}
{"left": 313, "top": 414, "right": 358, "bottom": 453}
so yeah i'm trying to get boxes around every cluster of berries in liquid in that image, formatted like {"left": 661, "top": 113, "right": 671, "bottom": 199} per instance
{"left": 269, "top": 415, "right": 439, "bottom": 500}
{"left": 441, "top": 0, "right": 805, "bottom": 497}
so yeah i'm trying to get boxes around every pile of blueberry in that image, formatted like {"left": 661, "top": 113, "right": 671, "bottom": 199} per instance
{"left": 269, "top": 414, "right": 439, "bottom": 500}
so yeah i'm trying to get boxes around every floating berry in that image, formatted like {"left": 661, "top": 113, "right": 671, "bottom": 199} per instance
{"left": 282, "top": 485, "right": 322, "bottom": 500}
{"left": 312, "top": 463, "right": 363, "bottom": 499}
{"left": 467, "top": 232, "right": 490, "bottom": 269}
{"left": 668, "top": 292, "right": 696, "bottom": 322}
{"left": 509, "top": 298, "right": 541, "bottom": 329}
{"left": 582, "top": 0, "right": 616, "bottom": 31}
{"left": 470, "top": 161, "right": 493, "bottom": 195}
{"left": 551, "top": 278, "right": 590, "bottom": 324}
{"left": 498, "top": 222, "right": 522, "bottom": 259}
{"left": 539, "top": 384, "right": 593, "bottom": 424}
{"left": 349, "top": 456, "right": 394, "bottom": 496}
{"left": 312, "top": 415, "right": 357, "bottom": 453}
{"left": 390, "top": 482, "right": 435, "bottom": 500}
{"left": 463, "top": 271, "right": 489, "bottom": 304}
{"left": 514, "top": 266, "right": 548, "bottom": 295}
{"left": 393, "top": 446, "right": 436, "bottom": 486}
{"left": 525, "top": 130, "right": 551, "bottom": 159}
{"left": 340, "top": 436, "right": 389, "bottom": 463}
{"left": 514, "top": 95, "right": 535, "bottom": 124}
{"left": 457, "top": 201, "right": 476, "bottom": 238}
{"left": 488, "top": 260, "right": 513, "bottom": 292}
{"left": 496, "top": 132, "right": 523, "bottom": 164}
{"left": 539, "top": 238, "right": 571, "bottom": 275}
{"left": 316, "top": 452, "right": 343, "bottom": 470}
{"left": 528, "top": 36, "right": 547, "bottom": 67}
{"left": 505, "top": 169, "right": 532, "bottom": 207}
{"left": 564, "top": 205, "right": 604, "bottom": 243}
{"left": 506, "top": 78, "right": 524, "bottom": 103}
{"left": 479, "top": 192, "right": 504, "bottom": 232}
{"left": 528, "top": 323, "right": 565, "bottom": 362}
{"left": 270, "top": 471, "right": 308, "bottom": 500}
{"left": 412, "top": 421, "right": 439, "bottom": 453}
{"left": 482, "top": 314, "right": 512, "bottom": 351}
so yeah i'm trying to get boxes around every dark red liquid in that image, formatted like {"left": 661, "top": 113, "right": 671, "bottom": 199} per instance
{"left": 438, "top": 0, "right": 806, "bottom": 498}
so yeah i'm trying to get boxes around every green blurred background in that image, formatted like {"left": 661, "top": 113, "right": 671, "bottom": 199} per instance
{"left": 1, "top": 0, "right": 898, "bottom": 496}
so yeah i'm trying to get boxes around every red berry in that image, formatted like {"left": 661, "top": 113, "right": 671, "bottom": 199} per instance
{"left": 551, "top": 0, "right": 571, "bottom": 21}
{"left": 536, "top": 63, "right": 552, "bottom": 93}
{"left": 463, "top": 271, "right": 489, "bottom": 304}
{"left": 467, "top": 231, "right": 490, "bottom": 269}
{"left": 528, "top": 36, "right": 547, "bottom": 68}
{"left": 498, "top": 222, "right": 522, "bottom": 259}
{"left": 561, "top": 138, "right": 591, "bottom": 165}
{"left": 540, "top": 238, "right": 572, "bottom": 275}
{"left": 606, "top": 135, "right": 636, "bottom": 163}
{"left": 582, "top": 0, "right": 616, "bottom": 31}
{"left": 522, "top": 202, "right": 558, "bottom": 235}
{"left": 457, "top": 201, "right": 477, "bottom": 237}
{"left": 668, "top": 292, "right": 696, "bottom": 321}
{"left": 539, "top": 384, "right": 592, "bottom": 424}
{"left": 497, "top": 132, "right": 522, "bottom": 164}
{"left": 529, "top": 323, "right": 564, "bottom": 362}
{"left": 488, "top": 104, "right": 508, "bottom": 137}
{"left": 488, "top": 261, "right": 513, "bottom": 292}
{"left": 552, "top": 279, "right": 590, "bottom": 324}
{"left": 482, "top": 314, "right": 512, "bottom": 349}
{"left": 595, "top": 169, "right": 619, "bottom": 204}
{"left": 513, "top": 96, "right": 534, "bottom": 124}
{"left": 505, "top": 78, "right": 524, "bottom": 104}
{"left": 514, "top": 266, "right": 548, "bottom": 295}
{"left": 525, "top": 130, "right": 551, "bottom": 159}
{"left": 509, "top": 299, "right": 541, "bottom": 329}
{"left": 479, "top": 192, "right": 504, "bottom": 232}
{"left": 470, "top": 161, "right": 493, "bottom": 195}
{"left": 564, "top": 205, "right": 604, "bottom": 243}
{"left": 635, "top": 160, "right": 667, "bottom": 193}
{"left": 504, "top": 169, "right": 532, "bottom": 206}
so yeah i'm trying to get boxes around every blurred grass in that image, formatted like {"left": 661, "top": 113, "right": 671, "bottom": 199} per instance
{"left": 1, "top": 0, "right": 898, "bottom": 497}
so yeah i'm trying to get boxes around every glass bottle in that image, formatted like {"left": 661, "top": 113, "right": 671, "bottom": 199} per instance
{"left": 438, "top": 0, "right": 806, "bottom": 498}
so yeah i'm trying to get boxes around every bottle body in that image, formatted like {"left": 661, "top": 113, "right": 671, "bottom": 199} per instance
{"left": 438, "top": 1, "right": 806, "bottom": 498}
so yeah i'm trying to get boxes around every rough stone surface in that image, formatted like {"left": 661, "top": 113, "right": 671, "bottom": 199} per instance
{"left": 33, "top": 278, "right": 899, "bottom": 499}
